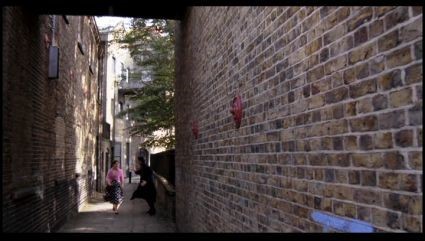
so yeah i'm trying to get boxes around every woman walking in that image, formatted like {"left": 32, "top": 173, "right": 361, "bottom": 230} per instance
{"left": 105, "top": 160, "right": 124, "bottom": 214}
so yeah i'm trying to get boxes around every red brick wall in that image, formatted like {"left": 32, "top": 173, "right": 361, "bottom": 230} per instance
{"left": 175, "top": 6, "right": 422, "bottom": 232}
{"left": 2, "top": 7, "right": 101, "bottom": 232}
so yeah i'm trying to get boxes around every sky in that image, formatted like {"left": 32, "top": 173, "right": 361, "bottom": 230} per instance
{"left": 95, "top": 16, "right": 132, "bottom": 29}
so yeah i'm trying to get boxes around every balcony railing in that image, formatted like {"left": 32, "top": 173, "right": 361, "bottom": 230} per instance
{"left": 118, "top": 79, "right": 145, "bottom": 90}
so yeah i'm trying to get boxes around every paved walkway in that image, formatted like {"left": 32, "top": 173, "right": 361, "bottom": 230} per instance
{"left": 58, "top": 180, "right": 176, "bottom": 233}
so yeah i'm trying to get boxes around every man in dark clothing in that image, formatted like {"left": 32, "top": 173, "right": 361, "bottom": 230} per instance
{"left": 130, "top": 156, "right": 157, "bottom": 215}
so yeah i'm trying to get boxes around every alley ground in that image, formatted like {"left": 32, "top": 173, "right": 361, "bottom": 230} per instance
{"left": 58, "top": 178, "right": 176, "bottom": 233}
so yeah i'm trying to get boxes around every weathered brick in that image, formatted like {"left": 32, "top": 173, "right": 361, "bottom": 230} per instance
{"left": 408, "top": 151, "right": 422, "bottom": 170}
{"left": 386, "top": 46, "right": 412, "bottom": 69}
{"left": 344, "top": 135, "right": 357, "bottom": 151}
{"left": 383, "top": 193, "right": 422, "bottom": 215}
{"left": 378, "top": 172, "right": 400, "bottom": 190}
{"left": 378, "top": 29, "right": 400, "bottom": 52}
{"left": 372, "top": 94, "right": 388, "bottom": 111}
{"left": 324, "top": 169, "right": 335, "bottom": 182}
{"left": 357, "top": 206, "right": 371, "bottom": 222}
{"left": 369, "top": 55, "right": 385, "bottom": 75}
{"left": 353, "top": 188, "right": 381, "bottom": 205}
{"left": 325, "top": 86, "right": 348, "bottom": 104}
{"left": 330, "top": 35, "right": 353, "bottom": 57}
{"left": 311, "top": 78, "right": 331, "bottom": 95}
{"left": 173, "top": 6, "right": 424, "bottom": 233}
{"left": 352, "top": 153, "right": 383, "bottom": 168}
{"left": 305, "top": 37, "right": 322, "bottom": 55}
{"left": 361, "top": 170, "right": 376, "bottom": 186}
{"left": 328, "top": 154, "right": 350, "bottom": 167}
{"left": 329, "top": 72, "right": 343, "bottom": 88}
{"left": 371, "top": 208, "right": 401, "bottom": 229}
{"left": 354, "top": 26, "right": 368, "bottom": 47}
{"left": 343, "top": 67, "right": 356, "bottom": 85}
{"left": 314, "top": 169, "right": 325, "bottom": 181}
{"left": 349, "top": 43, "right": 376, "bottom": 64}
{"left": 415, "top": 85, "right": 422, "bottom": 100}
{"left": 401, "top": 17, "right": 422, "bottom": 43}
{"left": 307, "top": 54, "right": 319, "bottom": 69}
{"left": 374, "top": 132, "right": 393, "bottom": 149}
{"left": 333, "top": 200, "right": 345, "bottom": 216}
{"left": 350, "top": 78, "right": 377, "bottom": 99}
{"left": 328, "top": 119, "right": 348, "bottom": 135}
{"left": 384, "top": 7, "right": 409, "bottom": 30}
{"left": 358, "top": 97, "right": 373, "bottom": 114}
{"left": 374, "top": 6, "right": 396, "bottom": 17}
{"left": 319, "top": 48, "right": 329, "bottom": 63}
{"left": 350, "top": 115, "right": 378, "bottom": 132}
{"left": 324, "top": 55, "right": 346, "bottom": 75}
{"left": 345, "top": 101, "right": 357, "bottom": 116}
{"left": 332, "top": 137, "right": 343, "bottom": 150}
{"left": 321, "top": 137, "right": 333, "bottom": 150}
{"left": 348, "top": 7, "right": 373, "bottom": 31}
{"left": 309, "top": 154, "right": 328, "bottom": 166}
{"left": 359, "top": 134, "right": 373, "bottom": 150}
{"left": 399, "top": 174, "right": 418, "bottom": 192}
{"left": 394, "top": 129, "right": 413, "bottom": 147}
{"left": 401, "top": 214, "right": 422, "bottom": 232}
{"left": 303, "top": 85, "right": 311, "bottom": 98}
{"left": 412, "top": 6, "right": 422, "bottom": 16}
{"left": 377, "top": 69, "right": 402, "bottom": 90}
{"left": 355, "top": 62, "right": 369, "bottom": 80}
{"left": 307, "top": 65, "right": 324, "bottom": 83}
{"left": 389, "top": 87, "right": 412, "bottom": 108}
{"left": 383, "top": 151, "right": 406, "bottom": 170}
{"left": 332, "top": 104, "right": 344, "bottom": 119}
{"left": 405, "top": 63, "right": 422, "bottom": 85}
{"left": 369, "top": 19, "right": 384, "bottom": 38}
{"left": 334, "top": 169, "right": 348, "bottom": 183}
{"left": 414, "top": 40, "right": 422, "bottom": 60}
{"left": 348, "top": 170, "right": 360, "bottom": 185}
{"left": 308, "top": 94, "right": 325, "bottom": 109}
{"left": 324, "top": 24, "right": 345, "bottom": 46}
{"left": 378, "top": 110, "right": 405, "bottom": 129}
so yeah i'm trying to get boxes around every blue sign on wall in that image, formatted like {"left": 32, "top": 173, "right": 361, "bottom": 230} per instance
{"left": 311, "top": 211, "right": 374, "bottom": 233}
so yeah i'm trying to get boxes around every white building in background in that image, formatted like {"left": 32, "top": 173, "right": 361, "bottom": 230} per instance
{"left": 99, "top": 21, "right": 166, "bottom": 178}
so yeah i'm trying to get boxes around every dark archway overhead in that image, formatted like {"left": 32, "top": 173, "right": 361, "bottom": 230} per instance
{"left": 4, "top": 0, "right": 187, "bottom": 20}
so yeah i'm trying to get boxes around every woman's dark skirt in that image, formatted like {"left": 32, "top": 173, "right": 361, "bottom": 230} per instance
{"left": 104, "top": 180, "right": 124, "bottom": 205}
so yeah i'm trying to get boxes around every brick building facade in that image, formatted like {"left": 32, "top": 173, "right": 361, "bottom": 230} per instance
{"left": 175, "top": 7, "right": 422, "bottom": 232}
{"left": 2, "top": 7, "right": 102, "bottom": 232}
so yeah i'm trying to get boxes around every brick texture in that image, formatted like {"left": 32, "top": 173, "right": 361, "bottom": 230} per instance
{"left": 2, "top": 8, "right": 101, "bottom": 232}
{"left": 175, "top": 6, "right": 422, "bottom": 232}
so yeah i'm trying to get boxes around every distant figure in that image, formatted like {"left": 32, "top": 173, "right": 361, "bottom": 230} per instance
{"left": 104, "top": 160, "right": 124, "bottom": 214}
{"left": 131, "top": 156, "right": 157, "bottom": 215}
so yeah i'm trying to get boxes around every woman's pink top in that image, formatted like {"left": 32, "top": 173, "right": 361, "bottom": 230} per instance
{"left": 106, "top": 168, "right": 124, "bottom": 185}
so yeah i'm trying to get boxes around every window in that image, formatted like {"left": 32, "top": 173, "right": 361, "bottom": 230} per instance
{"left": 121, "top": 62, "right": 125, "bottom": 81}
{"left": 112, "top": 57, "right": 116, "bottom": 74}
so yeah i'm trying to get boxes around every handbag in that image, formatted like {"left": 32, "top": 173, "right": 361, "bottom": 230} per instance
{"left": 103, "top": 185, "right": 112, "bottom": 201}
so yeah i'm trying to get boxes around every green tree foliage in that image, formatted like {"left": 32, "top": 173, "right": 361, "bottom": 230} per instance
{"left": 114, "top": 19, "right": 175, "bottom": 149}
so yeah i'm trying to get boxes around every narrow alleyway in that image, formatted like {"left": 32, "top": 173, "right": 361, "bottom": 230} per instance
{"left": 58, "top": 178, "right": 176, "bottom": 233}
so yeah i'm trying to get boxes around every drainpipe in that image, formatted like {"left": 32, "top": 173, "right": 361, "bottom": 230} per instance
{"left": 48, "top": 15, "right": 59, "bottom": 79}
{"left": 51, "top": 15, "right": 56, "bottom": 46}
